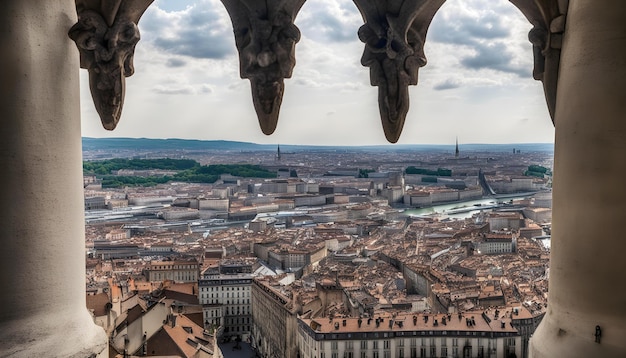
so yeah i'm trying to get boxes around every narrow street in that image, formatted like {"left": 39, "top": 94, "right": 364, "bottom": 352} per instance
{"left": 218, "top": 341, "right": 256, "bottom": 358}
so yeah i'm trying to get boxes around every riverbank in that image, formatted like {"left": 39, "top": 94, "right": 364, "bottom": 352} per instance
{"left": 402, "top": 192, "right": 541, "bottom": 219}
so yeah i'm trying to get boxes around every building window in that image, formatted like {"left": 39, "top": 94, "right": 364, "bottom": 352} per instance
{"left": 441, "top": 347, "right": 448, "bottom": 357}
{"left": 331, "top": 341, "right": 338, "bottom": 350}
{"left": 373, "top": 341, "right": 378, "bottom": 349}
{"left": 361, "top": 341, "right": 368, "bottom": 350}
{"left": 398, "top": 339, "right": 404, "bottom": 347}
{"left": 383, "top": 341, "right": 390, "bottom": 349}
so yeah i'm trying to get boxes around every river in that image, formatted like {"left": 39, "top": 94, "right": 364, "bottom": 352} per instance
{"left": 403, "top": 193, "right": 537, "bottom": 220}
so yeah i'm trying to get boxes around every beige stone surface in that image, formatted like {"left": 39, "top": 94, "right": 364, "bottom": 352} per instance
{"left": 0, "top": 1, "right": 107, "bottom": 356}
{"left": 529, "top": 1, "right": 626, "bottom": 357}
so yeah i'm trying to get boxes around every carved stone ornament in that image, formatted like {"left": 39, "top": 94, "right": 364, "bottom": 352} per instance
{"left": 354, "top": 0, "right": 445, "bottom": 143}
{"left": 510, "top": 0, "right": 568, "bottom": 124}
{"left": 221, "top": 0, "right": 306, "bottom": 135}
{"left": 69, "top": 0, "right": 154, "bottom": 130}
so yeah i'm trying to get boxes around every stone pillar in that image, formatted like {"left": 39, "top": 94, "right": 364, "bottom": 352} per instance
{"left": 0, "top": 1, "right": 108, "bottom": 357}
{"left": 530, "top": 1, "right": 626, "bottom": 357}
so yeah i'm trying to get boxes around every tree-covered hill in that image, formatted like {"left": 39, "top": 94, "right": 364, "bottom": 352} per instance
{"left": 83, "top": 158, "right": 276, "bottom": 188}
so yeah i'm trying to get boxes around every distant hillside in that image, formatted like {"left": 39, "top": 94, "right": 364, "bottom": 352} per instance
{"left": 82, "top": 138, "right": 554, "bottom": 153}
{"left": 82, "top": 137, "right": 276, "bottom": 151}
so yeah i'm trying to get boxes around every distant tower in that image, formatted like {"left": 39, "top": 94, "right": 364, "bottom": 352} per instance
{"left": 276, "top": 144, "right": 281, "bottom": 161}
{"left": 455, "top": 137, "right": 459, "bottom": 158}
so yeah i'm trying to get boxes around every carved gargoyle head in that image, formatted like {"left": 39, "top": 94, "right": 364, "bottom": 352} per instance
{"left": 355, "top": 0, "right": 445, "bottom": 143}
{"left": 70, "top": 10, "right": 140, "bottom": 130}
{"left": 69, "top": 0, "right": 153, "bottom": 130}
{"left": 359, "top": 19, "right": 426, "bottom": 143}
{"left": 222, "top": 0, "right": 305, "bottom": 135}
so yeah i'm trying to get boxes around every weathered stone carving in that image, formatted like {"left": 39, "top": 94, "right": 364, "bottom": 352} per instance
{"left": 221, "top": 0, "right": 305, "bottom": 135}
{"left": 69, "top": 0, "right": 153, "bottom": 130}
{"left": 354, "top": 0, "right": 445, "bottom": 143}
{"left": 510, "top": 0, "right": 568, "bottom": 124}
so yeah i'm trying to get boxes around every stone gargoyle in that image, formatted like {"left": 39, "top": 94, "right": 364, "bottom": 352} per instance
{"left": 69, "top": 0, "right": 153, "bottom": 130}
{"left": 354, "top": 0, "right": 445, "bottom": 143}
{"left": 221, "top": 0, "right": 306, "bottom": 135}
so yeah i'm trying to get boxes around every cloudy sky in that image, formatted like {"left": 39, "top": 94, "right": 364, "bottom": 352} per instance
{"left": 79, "top": 0, "right": 555, "bottom": 146}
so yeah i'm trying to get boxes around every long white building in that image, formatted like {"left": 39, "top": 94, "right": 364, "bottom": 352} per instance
{"left": 298, "top": 312, "right": 521, "bottom": 358}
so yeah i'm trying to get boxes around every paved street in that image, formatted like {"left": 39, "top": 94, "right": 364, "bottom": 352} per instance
{"left": 219, "top": 341, "right": 257, "bottom": 358}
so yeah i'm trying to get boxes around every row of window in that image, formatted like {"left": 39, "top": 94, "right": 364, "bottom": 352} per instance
{"left": 224, "top": 325, "right": 251, "bottom": 333}
{"left": 201, "top": 286, "right": 250, "bottom": 291}
{"left": 225, "top": 306, "right": 250, "bottom": 315}
{"left": 200, "top": 291, "right": 250, "bottom": 299}
{"left": 319, "top": 346, "right": 476, "bottom": 358}
{"left": 201, "top": 298, "right": 251, "bottom": 305}
{"left": 149, "top": 272, "right": 197, "bottom": 281}
{"left": 151, "top": 265, "right": 197, "bottom": 270}
{"left": 224, "top": 317, "right": 251, "bottom": 325}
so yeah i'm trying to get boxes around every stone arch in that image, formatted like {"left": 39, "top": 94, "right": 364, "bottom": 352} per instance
{"left": 70, "top": 0, "right": 563, "bottom": 143}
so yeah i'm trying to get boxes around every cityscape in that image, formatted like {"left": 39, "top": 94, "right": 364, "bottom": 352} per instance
{"left": 5, "top": 1, "right": 626, "bottom": 358}
{"left": 83, "top": 138, "right": 553, "bottom": 358}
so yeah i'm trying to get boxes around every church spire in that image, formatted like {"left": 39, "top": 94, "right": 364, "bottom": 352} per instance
{"left": 455, "top": 137, "right": 459, "bottom": 158}
{"left": 276, "top": 144, "right": 281, "bottom": 161}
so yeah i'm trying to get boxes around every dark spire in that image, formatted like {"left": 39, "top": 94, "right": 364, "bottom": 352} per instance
{"left": 276, "top": 144, "right": 281, "bottom": 161}
{"left": 455, "top": 137, "right": 459, "bottom": 158}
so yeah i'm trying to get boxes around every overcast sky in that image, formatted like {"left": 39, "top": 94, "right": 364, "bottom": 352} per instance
{"left": 79, "top": 0, "right": 555, "bottom": 146}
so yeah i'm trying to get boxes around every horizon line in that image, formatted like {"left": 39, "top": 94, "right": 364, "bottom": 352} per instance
{"left": 82, "top": 137, "right": 555, "bottom": 147}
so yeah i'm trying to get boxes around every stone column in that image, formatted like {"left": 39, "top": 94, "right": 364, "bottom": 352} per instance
{"left": 0, "top": 1, "right": 107, "bottom": 357}
{"left": 530, "top": 1, "right": 626, "bottom": 357}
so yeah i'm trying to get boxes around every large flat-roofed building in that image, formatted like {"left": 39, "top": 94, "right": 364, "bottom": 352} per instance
{"left": 92, "top": 241, "right": 140, "bottom": 260}
{"left": 199, "top": 261, "right": 254, "bottom": 339}
{"left": 487, "top": 213, "right": 524, "bottom": 231}
{"left": 145, "top": 260, "right": 200, "bottom": 283}
{"left": 84, "top": 196, "right": 106, "bottom": 210}
{"left": 298, "top": 312, "right": 522, "bottom": 358}
{"left": 476, "top": 234, "right": 516, "bottom": 255}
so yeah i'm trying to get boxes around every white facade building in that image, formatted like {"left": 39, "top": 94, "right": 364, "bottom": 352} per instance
{"left": 298, "top": 313, "right": 522, "bottom": 358}
{"left": 199, "top": 272, "right": 253, "bottom": 339}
